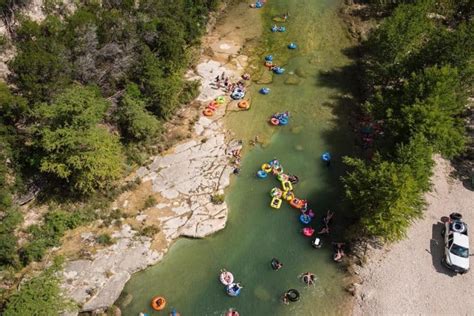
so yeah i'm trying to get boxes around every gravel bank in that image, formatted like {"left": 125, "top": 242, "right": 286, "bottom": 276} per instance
{"left": 353, "top": 155, "right": 474, "bottom": 315}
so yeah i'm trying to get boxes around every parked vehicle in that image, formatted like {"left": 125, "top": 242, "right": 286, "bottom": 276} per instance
{"left": 441, "top": 213, "right": 470, "bottom": 274}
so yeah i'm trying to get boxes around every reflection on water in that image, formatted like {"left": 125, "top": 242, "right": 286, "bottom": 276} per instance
{"left": 118, "top": 0, "right": 357, "bottom": 315}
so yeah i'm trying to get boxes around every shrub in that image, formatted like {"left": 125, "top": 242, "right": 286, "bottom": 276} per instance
{"left": 211, "top": 194, "right": 225, "bottom": 205}
{"left": 96, "top": 233, "right": 113, "bottom": 245}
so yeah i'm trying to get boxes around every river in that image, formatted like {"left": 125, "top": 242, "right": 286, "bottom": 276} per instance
{"left": 118, "top": 0, "right": 357, "bottom": 314}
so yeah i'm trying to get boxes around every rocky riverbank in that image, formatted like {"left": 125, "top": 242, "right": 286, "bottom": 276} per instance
{"left": 60, "top": 3, "right": 262, "bottom": 314}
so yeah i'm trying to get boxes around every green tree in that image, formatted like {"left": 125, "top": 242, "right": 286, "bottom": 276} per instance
{"left": 343, "top": 155, "right": 425, "bottom": 241}
{"left": 9, "top": 17, "right": 71, "bottom": 102}
{"left": 0, "top": 83, "right": 27, "bottom": 123}
{"left": 3, "top": 259, "right": 72, "bottom": 316}
{"left": 34, "top": 85, "right": 123, "bottom": 194}
{"left": 117, "top": 83, "right": 161, "bottom": 141}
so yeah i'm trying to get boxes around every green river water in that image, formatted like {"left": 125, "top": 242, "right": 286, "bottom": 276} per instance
{"left": 118, "top": 0, "right": 357, "bottom": 315}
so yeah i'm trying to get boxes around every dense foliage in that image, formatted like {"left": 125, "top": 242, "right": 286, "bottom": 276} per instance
{"left": 343, "top": 1, "right": 472, "bottom": 241}
{"left": 0, "top": 0, "right": 220, "bottom": 299}
{"left": 3, "top": 259, "right": 71, "bottom": 316}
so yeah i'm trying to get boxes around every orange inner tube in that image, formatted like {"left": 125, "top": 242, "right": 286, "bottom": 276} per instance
{"left": 209, "top": 100, "right": 219, "bottom": 108}
{"left": 151, "top": 296, "right": 166, "bottom": 311}
{"left": 270, "top": 117, "right": 280, "bottom": 126}
{"left": 203, "top": 108, "right": 214, "bottom": 116}
{"left": 238, "top": 100, "right": 250, "bottom": 109}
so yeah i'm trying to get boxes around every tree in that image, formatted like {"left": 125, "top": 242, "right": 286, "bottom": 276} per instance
{"left": 363, "top": 1, "right": 435, "bottom": 89}
{"left": 9, "top": 17, "right": 72, "bottom": 103}
{"left": 34, "top": 85, "right": 123, "bottom": 194}
{"left": 343, "top": 155, "right": 425, "bottom": 241}
{"left": 117, "top": 83, "right": 161, "bottom": 141}
{"left": 3, "top": 259, "right": 72, "bottom": 316}
{"left": 0, "top": 82, "right": 27, "bottom": 124}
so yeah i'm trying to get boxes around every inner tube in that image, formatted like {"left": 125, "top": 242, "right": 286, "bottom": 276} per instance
{"left": 312, "top": 237, "right": 322, "bottom": 248}
{"left": 219, "top": 271, "right": 234, "bottom": 285}
{"left": 302, "top": 227, "right": 315, "bottom": 237}
{"left": 270, "top": 117, "right": 280, "bottom": 126}
{"left": 450, "top": 212, "right": 463, "bottom": 221}
{"left": 238, "top": 100, "right": 250, "bottom": 110}
{"left": 288, "top": 175, "right": 299, "bottom": 184}
{"left": 231, "top": 89, "right": 245, "bottom": 100}
{"left": 307, "top": 209, "right": 315, "bottom": 218}
{"left": 321, "top": 152, "right": 331, "bottom": 162}
{"left": 273, "top": 67, "right": 285, "bottom": 74}
{"left": 283, "top": 190, "right": 294, "bottom": 201}
{"left": 278, "top": 26, "right": 286, "bottom": 32}
{"left": 286, "top": 289, "right": 300, "bottom": 302}
{"left": 452, "top": 221, "right": 466, "bottom": 233}
{"left": 257, "top": 170, "right": 268, "bottom": 179}
{"left": 270, "top": 187, "right": 283, "bottom": 198}
{"left": 271, "top": 26, "right": 278, "bottom": 32}
{"left": 279, "top": 117, "right": 289, "bottom": 125}
{"left": 282, "top": 180, "right": 293, "bottom": 192}
{"left": 265, "top": 55, "right": 273, "bottom": 62}
{"left": 288, "top": 43, "right": 297, "bottom": 49}
{"left": 216, "top": 96, "right": 226, "bottom": 104}
{"left": 260, "top": 87, "right": 270, "bottom": 95}
{"left": 226, "top": 283, "right": 242, "bottom": 297}
{"left": 151, "top": 296, "right": 166, "bottom": 311}
{"left": 299, "top": 214, "right": 312, "bottom": 225}
{"left": 262, "top": 163, "right": 273, "bottom": 173}
{"left": 203, "top": 108, "right": 214, "bottom": 116}
{"left": 226, "top": 310, "right": 240, "bottom": 316}
{"left": 271, "top": 258, "right": 282, "bottom": 270}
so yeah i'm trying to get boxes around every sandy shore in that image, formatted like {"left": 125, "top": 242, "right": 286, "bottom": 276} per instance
{"left": 352, "top": 155, "right": 474, "bottom": 315}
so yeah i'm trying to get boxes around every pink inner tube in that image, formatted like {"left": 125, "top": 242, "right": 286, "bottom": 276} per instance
{"left": 226, "top": 311, "right": 240, "bottom": 316}
{"left": 302, "top": 227, "right": 315, "bottom": 237}
{"left": 219, "top": 271, "right": 234, "bottom": 285}
{"left": 270, "top": 117, "right": 280, "bottom": 126}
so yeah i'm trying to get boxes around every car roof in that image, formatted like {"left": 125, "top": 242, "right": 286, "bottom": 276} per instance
{"left": 453, "top": 232, "right": 469, "bottom": 247}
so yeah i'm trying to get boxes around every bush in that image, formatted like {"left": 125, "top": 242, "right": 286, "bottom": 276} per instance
{"left": 138, "top": 225, "right": 160, "bottom": 238}
{"left": 211, "top": 193, "right": 225, "bottom": 205}
{"left": 142, "top": 195, "right": 157, "bottom": 210}
{"left": 96, "top": 233, "right": 113, "bottom": 245}
{"left": 3, "top": 258, "right": 72, "bottom": 315}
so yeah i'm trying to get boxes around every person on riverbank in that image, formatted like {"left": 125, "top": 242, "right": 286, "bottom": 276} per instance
{"left": 281, "top": 292, "right": 290, "bottom": 305}
{"left": 333, "top": 242, "right": 345, "bottom": 262}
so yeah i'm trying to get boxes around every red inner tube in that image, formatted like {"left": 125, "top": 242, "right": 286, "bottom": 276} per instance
{"left": 270, "top": 117, "right": 280, "bottom": 125}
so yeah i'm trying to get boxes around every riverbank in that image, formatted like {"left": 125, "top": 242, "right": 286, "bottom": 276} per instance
{"left": 352, "top": 155, "right": 474, "bottom": 314}
{"left": 59, "top": 2, "right": 262, "bottom": 313}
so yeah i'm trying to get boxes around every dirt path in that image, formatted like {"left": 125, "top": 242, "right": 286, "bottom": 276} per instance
{"left": 353, "top": 155, "right": 474, "bottom": 315}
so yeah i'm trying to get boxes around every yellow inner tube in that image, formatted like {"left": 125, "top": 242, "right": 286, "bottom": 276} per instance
{"left": 216, "top": 96, "right": 226, "bottom": 104}
{"left": 238, "top": 100, "right": 250, "bottom": 109}
{"left": 151, "top": 296, "right": 166, "bottom": 311}
{"left": 262, "top": 163, "right": 272, "bottom": 173}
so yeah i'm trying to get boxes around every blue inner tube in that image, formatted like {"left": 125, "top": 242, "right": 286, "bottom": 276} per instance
{"left": 321, "top": 152, "right": 331, "bottom": 161}
{"left": 256, "top": 2, "right": 262, "bottom": 8}
{"left": 273, "top": 67, "right": 285, "bottom": 74}
{"left": 260, "top": 88, "right": 270, "bottom": 95}
{"left": 265, "top": 55, "right": 273, "bottom": 61}
{"left": 257, "top": 170, "right": 268, "bottom": 179}
{"left": 226, "top": 284, "right": 241, "bottom": 297}
{"left": 299, "top": 214, "right": 312, "bottom": 224}
{"left": 271, "top": 26, "right": 278, "bottom": 32}
{"left": 279, "top": 117, "right": 289, "bottom": 126}
{"left": 288, "top": 43, "right": 297, "bottom": 49}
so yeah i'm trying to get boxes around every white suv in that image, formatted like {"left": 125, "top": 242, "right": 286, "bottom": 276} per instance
{"left": 442, "top": 213, "right": 470, "bottom": 274}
